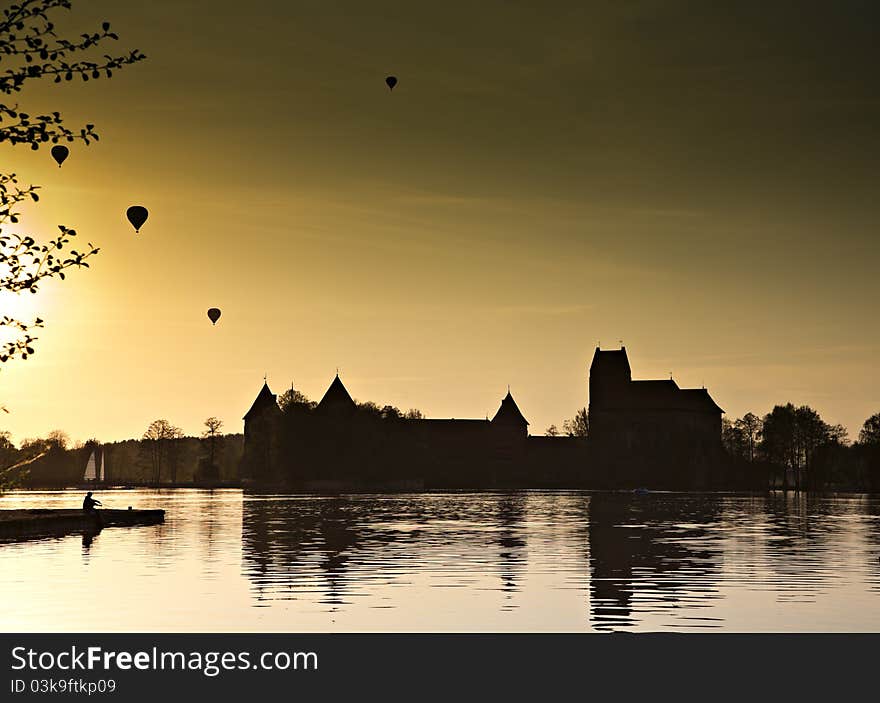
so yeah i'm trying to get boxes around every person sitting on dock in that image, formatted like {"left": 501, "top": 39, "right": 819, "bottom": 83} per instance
{"left": 82, "top": 492, "right": 102, "bottom": 514}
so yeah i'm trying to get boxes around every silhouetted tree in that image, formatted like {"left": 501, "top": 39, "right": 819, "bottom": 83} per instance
{"left": 357, "top": 401, "right": 381, "bottom": 416}
{"left": 0, "top": 1, "right": 144, "bottom": 377}
{"left": 5, "top": 430, "right": 73, "bottom": 484}
{"left": 545, "top": 424, "right": 559, "bottom": 437}
{"left": 0, "top": 430, "right": 14, "bottom": 459}
{"left": 760, "top": 403, "right": 847, "bottom": 490}
{"left": 45, "top": 429, "right": 69, "bottom": 450}
{"left": 201, "top": 416, "right": 223, "bottom": 476}
{"left": 404, "top": 408, "right": 424, "bottom": 420}
{"left": 278, "top": 386, "right": 315, "bottom": 412}
{"left": 795, "top": 405, "right": 833, "bottom": 489}
{"left": 142, "top": 419, "right": 182, "bottom": 484}
{"left": 18, "top": 436, "right": 46, "bottom": 454}
{"left": 380, "top": 405, "right": 402, "bottom": 421}
{"left": 735, "top": 412, "right": 762, "bottom": 462}
{"left": 857, "top": 413, "right": 880, "bottom": 491}
{"left": 166, "top": 427, "right": 185, "bottom": 483}
{"left": 722, "top": 417, "right": 747, "bottom": 459}
{"left": 859, "top": 413, "right": 880, "bottom": 446}
{"left": 0, "top": 450, "right": 34, "bottom": 490}
{"left": 723, "top": 412, "right": 763, "bottom": 463}
{"left": 0, "top": 430, "right": 18, "bottom": 489}
{"left": 826, "top": 423, "right": 848, "bottom": 446}
{"left": 563, "top": 408, "right": 589, "bottom": 438}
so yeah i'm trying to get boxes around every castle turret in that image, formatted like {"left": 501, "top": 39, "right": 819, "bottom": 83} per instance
{"left": 587, "top": 346, "right": 725, "bottom": 487}
{"left": 589, "top": 346, "right": 631, "bottom": 411}
{"left": 241, "top": 381, "right": 281, "bottom": 482}
{"left": 491, "top": 390, "right": 529, "bottom": 435}
{"left": 316, "top": 374, "right": 357, "bottom": 416}
{"left": 244, "top": 382, "right": 280, "bottom": 427}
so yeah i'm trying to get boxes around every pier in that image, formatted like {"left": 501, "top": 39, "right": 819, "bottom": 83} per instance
{"left": 0, "top": 509, "right": 165, "bottom": 541}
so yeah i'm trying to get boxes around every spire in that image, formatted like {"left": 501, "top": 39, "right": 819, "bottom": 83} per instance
{"left": 244, "top": 380, "right": 279, "bottom": 420}
{"left": 317, "top": 373, "right": 356, "bottom": 412}
{"left": 492, "top": 389, "right": 529, "bottom": 427}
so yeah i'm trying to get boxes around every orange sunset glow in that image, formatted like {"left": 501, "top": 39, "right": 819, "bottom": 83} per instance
{"left": 1, "top": 0, "right": 878, "bottom": 445}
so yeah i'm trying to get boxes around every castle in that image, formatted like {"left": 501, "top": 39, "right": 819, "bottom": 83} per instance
{"left": 241, "top": 346, "right": 726, "bottom": 489}
{"left": 589, "top": 347, "right": 722, "bottom": 450}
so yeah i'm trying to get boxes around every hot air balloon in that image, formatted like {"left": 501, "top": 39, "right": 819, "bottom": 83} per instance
{"left": 51, "top": 145, "right": 69, "bottom": 168}
{"left": 207, "top": 308, "right": 221, "bottom": 325}
{"left": 385, "top": 75, "right": 398, "bottom": 91}
{"left": 126, "top": 206, "right": 149, "bottom": 233}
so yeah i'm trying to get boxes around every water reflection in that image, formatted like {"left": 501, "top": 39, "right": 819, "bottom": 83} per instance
{"left": 1, "top": 489, "right": 879, "bottom": 631}
{"left": 756, "top": 493, "right": 880, "bottom": 602}
{"left": 243, "top": 497, "right": 361, "bottom": 606}
{"left": 587, "top": 494, "right": 724, "bottom": 630}
{"left": 496, "top": 495, "right": 526, "bottom": 601}
{"left": 241, "top": 494, "right": 544, "bottom": 613}
{"left": 81, "top": 529, "right": 98, "bottom": 553}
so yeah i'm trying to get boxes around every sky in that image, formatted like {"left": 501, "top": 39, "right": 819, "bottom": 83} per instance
{"left": 1, "top": 0, "right": 878, "bottom": 443}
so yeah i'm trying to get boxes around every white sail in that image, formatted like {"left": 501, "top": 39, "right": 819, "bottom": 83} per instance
{"left": 83, "top": 451, "right": 97, "bottom": 481}
{"left": 97, "top": 453, "right": 105, "bottom": 482}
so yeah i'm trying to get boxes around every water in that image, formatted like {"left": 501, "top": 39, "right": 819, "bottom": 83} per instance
{"left": 1, "top": 489, "right": 879, "bottom": 632}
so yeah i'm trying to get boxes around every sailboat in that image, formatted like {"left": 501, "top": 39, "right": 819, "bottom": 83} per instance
{"left": 83, "top": 450, "right": 97, "bottom": 483}
{"left": 97, "top": 452, "right": 105, "bottom": 484}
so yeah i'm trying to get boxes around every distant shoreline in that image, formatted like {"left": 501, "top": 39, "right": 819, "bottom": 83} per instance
{"left": 4, "top": 484, "right": 879, "bottom": 496}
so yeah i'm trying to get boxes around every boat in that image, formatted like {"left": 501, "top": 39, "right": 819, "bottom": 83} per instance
{"left": 81, "top": 448, "right": 107, "bottom": 487}
{"left": 0, "top": 508, "right": 165, "bottom": 541}
{"left": 83, "top": 450, "right": 97, "bottom": 483}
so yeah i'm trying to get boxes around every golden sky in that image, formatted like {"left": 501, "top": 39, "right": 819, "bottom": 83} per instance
{"left": 2, "top": 1, "right": 878, "bottom": 443}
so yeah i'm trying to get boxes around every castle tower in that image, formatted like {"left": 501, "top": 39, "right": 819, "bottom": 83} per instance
{"left": 491, "top": 390, "right": 529, "bottom": 436}
{"left": 491, "top": 389, "right": 529, "bottom": 466}
{"left": 588, "top": 346, "right": 632, "bottom": 410}
{"left": 241, "top": 381, "right": 281, "bottom": 482}
{"left": 244, "top": 381, "right": 280, "bottom": 431}
{"left": 316, "top": 373, "right": 357, "bottom": 416}
{"left": 588, "top": 347, "right": 632, "bottom": 446}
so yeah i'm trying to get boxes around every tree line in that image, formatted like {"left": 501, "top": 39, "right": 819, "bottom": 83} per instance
{"left": 545, "top": 408, "right": 589, "bottom": 438}
{"left": 0, "top": 417, "right": 243, "bottom": 488}
{"left": 722, "top": 406, "right": 880, "bottom": 491}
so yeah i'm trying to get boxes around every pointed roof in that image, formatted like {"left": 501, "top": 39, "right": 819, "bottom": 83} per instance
{"left": 244, "top": 382, "right": 279, "bottom": 420}
{"left": 317, "top": 374, "right": 356, "bottom": 412}
{"left": 492, "top": 391, "right": 529, "bottom": 426}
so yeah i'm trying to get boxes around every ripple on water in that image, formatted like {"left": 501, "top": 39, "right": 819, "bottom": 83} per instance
{"left": 0, "top": 489, "right": 879, "bottom": 631}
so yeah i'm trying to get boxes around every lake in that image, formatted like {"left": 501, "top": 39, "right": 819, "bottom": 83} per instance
{"left": 1, "top": 489, "right": 878, "bottom": 632}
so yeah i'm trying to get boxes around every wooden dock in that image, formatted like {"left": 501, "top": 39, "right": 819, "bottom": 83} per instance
{"left": 0, "top": 508, "right": 165, "bottom": 541}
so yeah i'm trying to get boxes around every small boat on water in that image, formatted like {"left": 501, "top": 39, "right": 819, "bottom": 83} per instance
{"left": 0, "top": 508, "right": 165, "bottom": 541}
{"left": 83, "top": 450, "right": 97, "bottom": 482}
{"left": 81, "top": 447, "right": 107, "bottom": 487}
